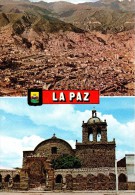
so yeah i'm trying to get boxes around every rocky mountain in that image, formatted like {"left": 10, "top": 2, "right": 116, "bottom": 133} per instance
{"left": 60, "top": 8, "right": 134, "bottom": 33}
{"left": 0, "top": 0, "right": 84, "bottom": 35}
{"left": 46, "top": 0, "right": 135, "bottom": 12}
{"left": 99, "top": 0, "right": 135, "bottom": 11}
{"left": 35, "top": 0, "right": 135, "bottom": 33}
{"left": 0, "top": 12, "right": 84, "bottom": 35}
{"left": 0, "top": 0, "right": 134, "bottom": 33}
{"left": 46, "top": 0, "right": 134, "bottom": 33}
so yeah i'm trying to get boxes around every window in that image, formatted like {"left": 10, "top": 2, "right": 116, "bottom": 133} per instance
{"left": 51, "top": 147, "right": 57, "bottom": 154}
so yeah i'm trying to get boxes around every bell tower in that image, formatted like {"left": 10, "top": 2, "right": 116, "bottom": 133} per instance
{"left": 82, "top": 109, "right": 107, "bottom": 143}
{"left": 76, "top": 109, "right": 116, "bottom": 168}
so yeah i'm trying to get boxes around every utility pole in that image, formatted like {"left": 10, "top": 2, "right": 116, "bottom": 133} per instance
{"left": 115, "top": 158, "right": 118, "bottom": 194}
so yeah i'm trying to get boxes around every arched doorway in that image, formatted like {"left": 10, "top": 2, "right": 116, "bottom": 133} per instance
{"left": 118, "top": 173, "right": 127, "bottom": 182}
{"left": 118, "top": 173, "right": 128, "bottom": 190}
{"left": 55, "top": 174, "right": 63, "bottom": 190}
{"left": 0, "top": 174, "right": 2, "bottom": 183}
{"left": 0, "top": 174, "right": 2, "bottom": 189}
{"left": 4, "top": 174, "right": 11, "bottom": 182}
{"left": 97, "top": 173, "right": 109, "bottom": 190}
{"left": 13, "top": 174, "right": 20, "bottom": 183}
{"left": 55, "top": 174, "right": 63, "bottom": 184}
{"left": 87, "top": 174, "right": 97, "bottom": 190}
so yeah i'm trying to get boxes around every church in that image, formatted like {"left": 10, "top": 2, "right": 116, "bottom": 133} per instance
{"left": 0, "top": 110, "right": 132, "bottom": 190}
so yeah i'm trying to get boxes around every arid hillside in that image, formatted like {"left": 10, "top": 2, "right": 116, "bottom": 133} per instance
{"left": 0, "top": 0, "right": 134, "bottom": 96}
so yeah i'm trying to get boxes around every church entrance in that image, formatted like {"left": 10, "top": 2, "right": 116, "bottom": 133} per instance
{"left": 20, "top": 157, "right": 54, "bottom": 190}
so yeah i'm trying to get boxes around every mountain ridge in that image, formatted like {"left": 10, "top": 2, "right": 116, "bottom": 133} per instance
{"left": 0, "top": 0, "right": 134, "bottom": 34}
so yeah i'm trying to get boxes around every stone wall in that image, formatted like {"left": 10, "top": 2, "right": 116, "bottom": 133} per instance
{"left": 75, "top": 142, "right": 115, "bottom": 167}
{"left": 0, "top": 169, "right": 20, "bottom": 190}
{"left": 23, "top": 137, "right": 74, "bottom": 163}
{"left": 21, "top": 156, "right": 54, "bottom": 190}
{"left": 34, "top": 140, "right": 74, "bottom": 160}
{"left": 0, "top": 167, "right": 131, "bottom": 191}
{"left": 54, "top": 167, "right": 128, "bottom": 190}
{"left": 0, "top": 169, "right": 19, "bottom": 179}
{"left": 54, "top": 167, "right": 127, "bottom": 178}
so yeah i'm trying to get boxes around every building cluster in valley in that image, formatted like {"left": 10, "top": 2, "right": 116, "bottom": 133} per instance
{"left": 0, "top": 27, "right": 134, "bottom": 96}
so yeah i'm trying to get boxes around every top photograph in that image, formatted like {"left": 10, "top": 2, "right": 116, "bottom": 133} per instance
{"left": 0, "top": 0, "right": 134, "bottom": 96}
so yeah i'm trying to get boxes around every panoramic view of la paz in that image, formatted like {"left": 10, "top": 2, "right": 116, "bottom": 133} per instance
{"left": 0, "top": 0, "right": 134, "bottom": 96}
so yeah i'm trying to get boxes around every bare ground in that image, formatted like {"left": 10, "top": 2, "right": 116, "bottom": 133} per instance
{"left": 0, "top": 191, "right": 135, "bottom": 195}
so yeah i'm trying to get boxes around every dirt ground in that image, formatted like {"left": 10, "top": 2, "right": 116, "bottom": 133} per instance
{"left": 0, "top": 191, "right": 135, "bottom": 195}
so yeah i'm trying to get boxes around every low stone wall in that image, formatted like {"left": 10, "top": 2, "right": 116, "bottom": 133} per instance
{"left": 54, "top": 167, "right": 127, "bottom": 178}
{"left": 54, "top": 167, "right": 128, "bottom": 190}
{"left": 0, "top": 169, "right": 19, "bottom": 179}
{"left": 0, "top": 167, "right": 131, "bottom": 191}
{"left": 0, "top": 169, "right": 20, "bottom": 190}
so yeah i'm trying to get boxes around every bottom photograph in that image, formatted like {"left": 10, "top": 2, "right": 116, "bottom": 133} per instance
{"left": 0, "top": 97, "right": 135, "bottom": 194}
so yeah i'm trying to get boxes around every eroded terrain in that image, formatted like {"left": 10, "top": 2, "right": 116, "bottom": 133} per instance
{"left": 0, "top": 27, "right": 134, "bottom": 96}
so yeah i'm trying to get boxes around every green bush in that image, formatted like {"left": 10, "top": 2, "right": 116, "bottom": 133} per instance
{"left": 52, "top": 154, "right": 81, "bottom": 169}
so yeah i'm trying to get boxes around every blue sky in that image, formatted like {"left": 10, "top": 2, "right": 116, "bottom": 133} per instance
{"left": 0, "top": 97, "right": 135, "bottom": 168}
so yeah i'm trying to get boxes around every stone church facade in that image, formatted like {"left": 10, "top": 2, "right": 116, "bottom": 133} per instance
{"left": 0, "top": 110, "right": 131, "bottom": 190}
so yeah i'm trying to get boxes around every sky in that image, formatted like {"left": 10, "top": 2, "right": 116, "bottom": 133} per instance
{"left": 30, "top": 0, "right": 99, "bottom": 4}
{"left": 0, "top": 97, "right": 135, "bottom": 169}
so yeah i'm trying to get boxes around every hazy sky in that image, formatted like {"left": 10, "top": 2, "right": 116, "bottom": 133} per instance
{"left": 30, "top": 0, "right": 99, "bottom": 4}
{"left": 0, "top": 97, "right": 135, "bottom": 169}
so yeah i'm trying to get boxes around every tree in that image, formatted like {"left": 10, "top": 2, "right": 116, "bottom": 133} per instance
{"left": 52, "top": 154, "right": 81, "bottom": 169}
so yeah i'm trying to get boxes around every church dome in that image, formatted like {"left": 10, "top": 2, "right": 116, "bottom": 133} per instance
{"left": 87, "top": 117, "right": 102, "bottom": 124}
{"left": 87, "top": 109, "right": 102, "bottom": 124}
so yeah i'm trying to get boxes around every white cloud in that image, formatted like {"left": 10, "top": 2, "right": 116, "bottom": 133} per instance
{"left": 0, "top": 100, "right": 91, "bottom": 132}
{"left": 0, "top": 135, "right": 44, "bottom": 168}
{"left": 0, "top": 133, "right": 134, "bottom": 168}
{"left": 67, "top": 140, "right": 76, "bottom": 149}
{"left": 0, "top": 99, "right": 135, "bottom": 140}
{"left": 0, "top": 99, "right": 135, "bottom": 167}
{"left": 0, "top": 135, "right": 75, "bottom": 168}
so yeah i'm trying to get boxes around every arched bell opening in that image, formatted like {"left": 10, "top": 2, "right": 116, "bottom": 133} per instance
{"left": 88, "top": 127, "right": 93, "bottom": 142}
{"left": 97, "top": 127, "right": 101, "bottom": 142}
